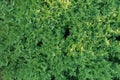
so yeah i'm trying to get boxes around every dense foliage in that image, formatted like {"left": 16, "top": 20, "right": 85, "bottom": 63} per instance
{"left": 0, "top": 0, "right": 120, "bottom": 80}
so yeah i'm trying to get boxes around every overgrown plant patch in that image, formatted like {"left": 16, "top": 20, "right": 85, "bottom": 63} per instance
{"left": 0, "top": 0, "right": 120, "bottom": 80}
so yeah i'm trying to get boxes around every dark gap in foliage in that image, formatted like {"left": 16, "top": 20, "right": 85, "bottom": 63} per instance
{"left": 0, "top": 37, "right": 6, "bottom": 44}
{"left": 62, "top": 70, "right": 78, "bottom": 80}
{"left": 74, "top": 0, "right": 78, "bottom": 2}
{"left": 9, "top": 46, "right": 15, "bottom": 52}
{"left": 118, "top": 22, "right": 120, "bottom": 27}
{"left": 108, "top": 54, "right": 120, "bottom": 64}
{"left": 99, "top": 10, "right": 103, "bottom": 15}
{"left": 7, "top": 61, "right": 11, "bottom": 67}
{"left": 21, "top": 36, "right": 27, "bottom": 43}
{"left": 51, "top": 75, "right": 55, "bottom": 80}
{"left": 37, "top": 40, "right": 43, "bottom": 47}
{"left": 0, "top": 18, "right": 4, "bottom": 22}
{"left": 112, "top": 77, "right": 120, "bottom": 80}
{"left": 58, "top": 14, "right": 65, "bottom": 22}
{"left": 110, "top": 22, "right": 115, "bottom": 26}
{"left": 31, "top": 53, "right": 38, "bottom": 59}
{"left": 96, "top": 46, "right": 102, "bottom": 50}
{"left": 86, "top": 5, "right": 89, "bottom": 9}
{"left": 115, "top": 35, "right": 120, "bottom": 41}
{"left": 86, "top": 78, "right": 90, "bottom": 80}
{"left": 46, "top": 67, "right": 51, "bottom": 72}
{"left": 52, "top": 28, "right": 56, "bottom": 36}
{"left": 64, "top": 71, "right": 69, "bottom": 77}
{"left": 62, "top": 70, "right": 69, "bottom": 77}
{"left": 31, "top": 56, "right": 36, "bottom": 59}
{"left": 39, "top": 53, "right": 47, "bottom": 58}
{"left": 67, "top": 76, "right": 78, "bottom": 80}
{"left": 108, "top": 35, "right": 120, "bottom": 41}
{"left": 110, "top": 22, "right": 117, "bottom": 28}
{"left": 73, "top": 6, "right": 79, "bottom": 13}
{"left": 5, "top": 0, "right": 11, "bottom": 5}
{"left": 13, "top": 61, "right": 20, "bottom": 70}
{"left": 8, "top": 22, "right": 13, "bottom": 26}
{"left": 98, "top": 2, "right": 106, "bottom": 9}
{"left": 40, "top": 1, "right": 49, "bottom": 8}
{"left": 63, "top": 51, "right": 67, "bottom": 56}
{"left": 111, "top": 17, "right": 118, "bottom": 21}
{"left": 18, "top": 56, "right": 25, "bottom": 60}
{"left": 97, "top": 2, "right": 107, "bottom": 15}
{"left": 108, "top": 35, "right": 115, "bottom": 41}
{"left": 73, "top": 8, "right": 78, "bottom": 13}
{"left": 30, "top": 17, "right": 37, "bottom": 29}
{"left": 39, "top": 53, "right": 47, "bottom": 62}
{"left": 13, "top": 77, "right": 17, "bottom": 80}
{"left": 21, "top": 36, "right": 27, "bottom": 49}
{"left": 75, "top": 65, "right": 80, "bottom": 75}
{"left": 85, "top": 64, "right": 90, "bottom": 68}
{"left": 64, "top": 26, "right": 70, "bottom": 39}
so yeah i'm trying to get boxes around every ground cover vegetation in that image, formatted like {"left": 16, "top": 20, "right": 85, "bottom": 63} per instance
{"left": 0, "top": 0, "right": 120, "bottom": 80}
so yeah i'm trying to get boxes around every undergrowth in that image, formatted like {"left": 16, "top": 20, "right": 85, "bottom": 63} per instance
{"left": 0, "top": 0, "right": 120, "bottom": 80}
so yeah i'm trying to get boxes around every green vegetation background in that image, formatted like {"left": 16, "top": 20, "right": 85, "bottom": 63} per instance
{"left": 0, "top": 0, "right": 120, "bottom": 80}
